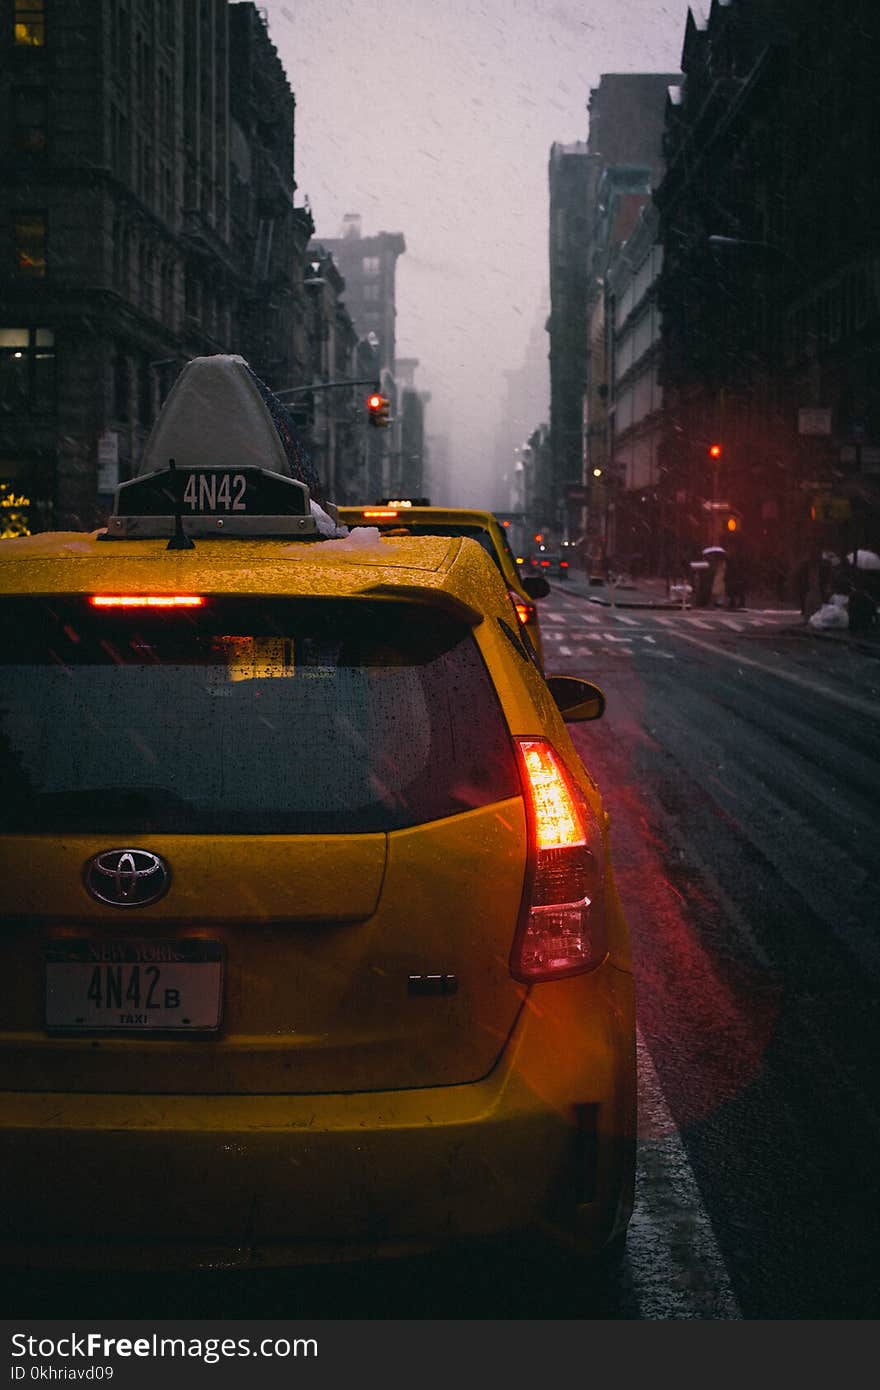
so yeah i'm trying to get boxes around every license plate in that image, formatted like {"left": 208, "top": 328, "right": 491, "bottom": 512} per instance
{"left": 45, "top": 940, "right": 224, "bottom": 1032}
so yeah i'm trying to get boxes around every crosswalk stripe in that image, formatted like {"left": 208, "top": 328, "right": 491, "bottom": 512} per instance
{"left": 559, "top": 645, "right": 572, "bottom": 655}
{"left": 613, "top": 614, "right": 639, "bottom": 626}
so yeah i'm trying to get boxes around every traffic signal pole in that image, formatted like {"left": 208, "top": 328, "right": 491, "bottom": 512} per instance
{"left": 275, "top": 378, "right": 380, "bottom": 398}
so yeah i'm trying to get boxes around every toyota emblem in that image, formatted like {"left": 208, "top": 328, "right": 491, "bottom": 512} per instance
{"left": 84, "top": 849, "right": 171, "bottom": 908}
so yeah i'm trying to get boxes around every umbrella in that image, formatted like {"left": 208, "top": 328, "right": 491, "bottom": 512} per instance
{"left": 846, "top": 549, "right": 880, "bottom": 570}
{"left": 702, "top": 545, "right": 726, "bottom": 555}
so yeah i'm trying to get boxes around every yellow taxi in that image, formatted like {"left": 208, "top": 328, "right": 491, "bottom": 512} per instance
{"left": 338, "top": 502, "right": 549, "bottom": 665}
{"left": 0, "top": 356, "right": 635, "bottom": 1275}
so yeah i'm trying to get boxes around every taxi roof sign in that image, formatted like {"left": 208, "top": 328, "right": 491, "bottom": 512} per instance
{"left": 104, "top": 355, "right": 321, "bottom": 540}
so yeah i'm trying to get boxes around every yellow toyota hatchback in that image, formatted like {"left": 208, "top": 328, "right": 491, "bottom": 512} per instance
{"left": 0, "top": 357, "right": 635, "bottom": 1276}
{"left": 337, "top": 502, "right": 549, "bottom": 665}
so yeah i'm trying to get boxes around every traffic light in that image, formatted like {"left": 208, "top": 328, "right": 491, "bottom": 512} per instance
{"left": 708, "top": 443, "right": 722, "bottom": 460}
{"left": 367, "top": 393, "right": 390, "bottom": 428}
{"left": 723, "top": 509, "right": 742, "bottom": 535}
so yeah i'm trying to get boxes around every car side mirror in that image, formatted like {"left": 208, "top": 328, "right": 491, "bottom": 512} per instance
{"left": 546, "top": 675, "right": 606, "bottom": 722}
{"left": 521, "top": 574, "right": 550, "bottom": 599}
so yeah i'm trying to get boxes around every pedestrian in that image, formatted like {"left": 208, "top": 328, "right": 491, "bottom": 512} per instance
{"left": 711, "top": 553, "right": 727, "bottom": 606}
{"left": 724, "top": 549, "right": 746, "bottom": 609}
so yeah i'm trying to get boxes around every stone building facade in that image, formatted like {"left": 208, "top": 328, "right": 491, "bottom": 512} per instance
{"left": 655, "top": 0, "right": 880, "bottom": 585}
{"left": 0, "top": 0, "right": 312, "bottom": 531}
{"left": 317, "top": 216, "right": 407, "bottom": 500}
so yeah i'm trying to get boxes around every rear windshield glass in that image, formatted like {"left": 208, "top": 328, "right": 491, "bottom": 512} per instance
{"left": 374, "top": 524, "right": 503, "bottom": 574}
{"left": 0, "top": 598, "right": 519, "bottom": 834}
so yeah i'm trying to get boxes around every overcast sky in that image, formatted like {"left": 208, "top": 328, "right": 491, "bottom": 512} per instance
{"left": 261, "top": 0, "right": 694, "bottom": 505}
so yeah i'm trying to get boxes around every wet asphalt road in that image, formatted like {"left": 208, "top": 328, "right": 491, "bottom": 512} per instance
{"left": 555, "top": 590, "right": 880, "bottom": 1318}
{"left": 3, "top": 593, "right": 879, "bottom": 1320}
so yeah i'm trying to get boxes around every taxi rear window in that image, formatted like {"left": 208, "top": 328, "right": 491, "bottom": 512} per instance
{"left": 370, "top": 523, "right": 502, "bottom": 573}
{"left": 0, "top": 598, "right": 518, "bottom": 834}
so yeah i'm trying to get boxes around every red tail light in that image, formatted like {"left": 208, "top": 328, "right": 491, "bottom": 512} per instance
{"left": 540, "top": 560, "right": 550, "bottom": 568}
{"left": 511, "top": 739, "right": 606, "bottom": 982}
{"left": 508, "top": 588, "right": 535, "bottom": 628}
{"left": 560, "top": 560, "right": 569, "bottom": 568}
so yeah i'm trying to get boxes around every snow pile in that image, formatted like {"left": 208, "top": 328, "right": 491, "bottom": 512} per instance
{"left": 283, "top": 526, "right": 384, "bottom": 557}
{"left": 808, "top": 592, "right": 849, "bottom": 629}
{"left": 310, "top": 500, "right": 349, "bottom": 539}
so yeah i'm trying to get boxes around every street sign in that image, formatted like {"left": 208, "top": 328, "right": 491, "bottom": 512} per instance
{"left": 702, "top": 500, "right": 731, "bottom": 511}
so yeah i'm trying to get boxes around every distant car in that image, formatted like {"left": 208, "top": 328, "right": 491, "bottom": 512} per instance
{"left": 338, "top": 504, "right": 549, "bottom": 664}
{"left": 0, "top": 357, "right": 636, "bottom": 1277}
{"left": 531, "top": 552, "right": 571, "bottom": 579}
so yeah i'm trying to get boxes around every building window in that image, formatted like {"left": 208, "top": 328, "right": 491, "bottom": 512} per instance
{"left": 363, "top": 283, "right": 380, "bottom": 303}
{"left": 142, "top": 143, "right": 154, "bottom": 206}
{"left": 138, "top": 243, "right": 154, "bottom": 314}
{"left": 162, "top": 166, "right": 173, "bottom": 223}
{"left": 111, "top": 106, "right": 130, "bottom": 182}
{"left": 14, "top": 213, "right": 47, "bottom": 277}
{"left": 362, "top": 256, "right": 380, "bottom": 275}
{"left": 14, "top": 1, "right": 44, "bottom": 46}
{"left": 161, "top": 261, "right": 174, "bottom": 327}
{"left": 113, "top": 352, "right": 130, "bottom": 422}
{"left": 0, "top": 327, "right": 55, "bottom": 415}
{"left": 13, "top": 87, "right": 48, "bottom": 155}
{"left": 138, "top": 356, "right": 152, "bottom": 427}
{"left": 159, "top": 71, "right": 174, "bottom": 145}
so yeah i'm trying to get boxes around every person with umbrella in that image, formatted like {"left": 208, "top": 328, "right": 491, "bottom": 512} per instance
{"left": 703, "top": 545, "right": 727, "bottom": 606}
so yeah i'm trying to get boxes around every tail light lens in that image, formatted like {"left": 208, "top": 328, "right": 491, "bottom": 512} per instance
{"left": 511, "top": 738, "right": 606, "bottom": 982}
{"left": 540, "top": 560, "right": 550, "bottom": 568}
{"left": 508, "top": 588, "right": 536, "bottom": 628}
{"left": 560, "top": 560, "right": 569, "bottom": 568}
{"left": 89, "top": 595, "right": 205, "bottom": 608}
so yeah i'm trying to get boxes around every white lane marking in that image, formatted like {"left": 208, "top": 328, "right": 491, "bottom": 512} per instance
{"left": 559, "top": 645, "right": 572, "bottom": 656}
{"left": 642, "top": 635, "right": 656, "bottom": 644}
{"left": 600, "top": 633, "right": 634, "bottom": 642}
{"left": 687, "top": 618, "right": 715, "bottom": 630}
{"left": 544, "top": 631, "right": 564, "bottom": 642}
{"left": 545, "top": 612, "right": 565, "bottom": 624}
{"left": 572, "top": 647, "right": 593, "bottom": 657}
{"left": 631, "top": 1032, "right": 742, "bottom": 1319}
{"left": 720, "top": 618, "right": 744, "bottom": 630}
{"left": 614, "top": 614, "right": 639, "bottom": 627}
{"left": 667, "top": 630, "right": 880, "bottom": 719}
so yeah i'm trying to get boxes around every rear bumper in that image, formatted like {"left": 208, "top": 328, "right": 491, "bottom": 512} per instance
{"left": 0, "top": 963, "right": 635, "bottom": 1271}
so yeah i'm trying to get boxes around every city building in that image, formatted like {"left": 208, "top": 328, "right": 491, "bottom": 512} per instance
{"left": 0, "top": 0, "right": 311, "bottom": 531}
{"left": 655, "top": 0, "right": 880, "bottom": 586}
{"left": 317, "top": 216, "right": 406, "bottom": 500}
{"left": 394, "top": 358, "right": 428, "bottom": 502}
{"left": 548, "top": 73, "right": 678, "bottom": 564}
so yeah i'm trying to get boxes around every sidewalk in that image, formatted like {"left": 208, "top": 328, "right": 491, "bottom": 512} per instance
{"left": 551, "top": 571, "right": 880, "bottom": 654}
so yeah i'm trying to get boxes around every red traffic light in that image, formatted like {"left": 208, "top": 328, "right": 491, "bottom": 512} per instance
{"left": 726, "top": 515, "right": 739, "bottom": 532}
{"left": 708, "top": 443, "right": 722, "bottom": 459}
{"left": 367, "top": 393, "right": 390, "bottom": 428}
